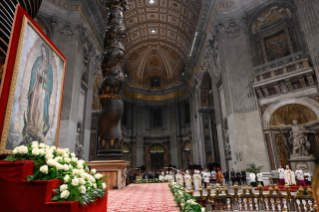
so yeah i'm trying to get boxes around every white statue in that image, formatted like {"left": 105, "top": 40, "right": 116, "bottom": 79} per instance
{"left": 282, "top": 120, "right": 311, "bottom": 157}
{"left": 184, "top": 170, "right": 192, "bottom": 190}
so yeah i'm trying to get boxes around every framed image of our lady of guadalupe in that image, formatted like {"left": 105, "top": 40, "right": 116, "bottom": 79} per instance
{"left": 0, "top": 5, "right": 66, "bottom": 154}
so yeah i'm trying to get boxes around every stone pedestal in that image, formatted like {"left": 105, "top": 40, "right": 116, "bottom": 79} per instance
{"left": 87, "top": 160, "right": 130, "bottom": 190}
{"left": 288, "top": 156, "right": 316, "bottom": 174}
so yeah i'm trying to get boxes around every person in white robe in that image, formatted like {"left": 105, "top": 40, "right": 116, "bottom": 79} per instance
{"left": 169, "top": 171, "right": 175, "bottom": 182}
{"left": 184, "top": 170, "right": 192, "bottom": 190}
{"left": 284, "top": 165, "right": 296, "bottom": 185}
{"left": 249, "top": 172, "right": 256, "bottom": 187}
{"left": 211, "top": 169, "right": 217, "bottom": 183}
{"left": 278, "top": 165, "right": 285, "bottom": 185}
{"left": 203, "top": 169, "right": 211, "bottom": 188}
{"left": 295, "top": 167, "right": 305, "bottom": 186}
{"left": 159, "top": 172, "right": 165, "bottom": 181}
{"left": 176, "top": 171, "right": 183, "bottom": 185}
{"left": 304, "top": 170, "right": 312, "bottom": 185}
{"left": 193, "top": 170, "right": 202, "bottom": 190}
{"left": 257, "top": 171, "right": 264, "bottom": 186}
{"left": 164, "top": 171, "right": 170, "bottom": 181}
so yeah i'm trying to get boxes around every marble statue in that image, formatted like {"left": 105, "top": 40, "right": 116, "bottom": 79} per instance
{"left": 75, "top": 123, "right": 85, "bottom": 160}
{"left": 282, "top": 120, "right": 311, "bottom": 157}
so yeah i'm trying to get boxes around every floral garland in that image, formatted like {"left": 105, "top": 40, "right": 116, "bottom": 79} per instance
{"left": 5, "top": 143, "right": 107, "bottom": 206}
{"left": 169, "top": 182, "right": 206, "bottom": 212}
{"left": 134, "top": 179, "right": 170, "bottom": 183}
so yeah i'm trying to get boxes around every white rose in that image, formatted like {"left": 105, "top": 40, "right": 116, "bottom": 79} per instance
{"left": 56, "top": 163, "right": 64, "bottom": 171}
{"left": 60, "top": 184, "right": 68, "bottom": 192}
{"left": 91, "top": 169, "right": 97, "bottom": 174}
{"left": 78, "top": 185, "right": 86, "bottom": 194}
{"left": 89, "top": 176, "right": 96, "bottom": 183}
{"left": 31, "top": 144, "right": 38, "bottom": 149}
{"left": 64, "top": 164, "right": 70, "bottom": 171}
{"left": 50, "top": 146, "right": 56, "bottom": 151}
{"left": 64, "top": 175, "right": 70, "bottom": 182}
{"left": 47, "top": 159, "right": 56, "bottom": 166}
{"left": 77, "top": 164, "right": 84, "bottom": 169}
{"left": 19, "top": 146, "right": 28, "bottom": 154}
{"left": 71, "top": 153, "right": 76, "bottom": 157}
{"left": 78, "top": 169, "right": 85, "bottom": 175}
{"left": 93, "top": 183, "right": 97, "bottom": 189}
{"left": 71, "top": 178, "right": 79, "bottom": 186}
{"left": 40, "top": 165, "right": 48, "bottom": 174}
{"left": 45, "top": 154, "right": 54, "bottom": 160}
{"left": 54, "top": 156, "right": 62, "bottom": 162}
{"left": 73, "top": 169, "right": 79, "bottom": 175}
{"left": 38, "top": 149, "right": 45, "bottom": 155}
{"left": 32, "top": 141, "right": 39, "bottom": 146}
{"left": 94, "top": 173, "right": 103, "bottom": 180}
{"left": 78, "top": 159, "right": 85, "bottom": 165}
{"left": 102, "top": 183, "right": 107, "bottom": 189}
{"left": 13, "top": 147, "right": 19, "bottom": 155}
{"left": 64, "top": 158, "right": 71, "bottom": 163}
{"left": 39, "top": 143, "right": 46, "bottom": 148}
{"left": 71, "top": 157, "right": 78, "bottom": 163}
{"left": 64, "top": 148, "right": 69, "bottom": 153}
{"left": 79, "top": 178, "right": 86, "bottom": 185}
{"left": 63, "top": 153, "right": 69, "bottom": 158}
{"left": 31, "top": 148, "right": 39, "bottom": 156}
{"left": 60, "top": 190, "right": 70, "bottom": 199}
{"left": 56, "top": 148, "right": 65, "bottom": 156}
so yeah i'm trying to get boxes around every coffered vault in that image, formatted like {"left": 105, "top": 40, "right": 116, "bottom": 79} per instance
{"left": 122, "top": 0, "right": 203, "bottom": 90}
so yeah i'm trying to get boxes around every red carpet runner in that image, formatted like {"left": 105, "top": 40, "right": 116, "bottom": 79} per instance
{"left": 108, "top": 183, "right": 180, "bottom": 212}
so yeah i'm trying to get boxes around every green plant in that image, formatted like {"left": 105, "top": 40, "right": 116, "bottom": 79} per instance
{"left": 246, "top": 163, "right": 263, "bottom": 184}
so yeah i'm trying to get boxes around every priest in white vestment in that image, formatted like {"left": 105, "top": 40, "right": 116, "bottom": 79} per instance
{"left": 284, "top": 165, "right": 296, "bottom": 185}
{"left": 304, "top": 170, "right": 311, "bottom": 185}
{"left": 176, "top": 171, "right": 183, "bottom": 185}
{"left": 203, "top": 169, "right": 211, "bottom": 188}
{"left": 211, "top": 169, "right": 217, "bottom": 182}
{"left": 249, "top": 172, "right": 256, "bottom": 187}
{"left": 257, "top": 171, "right": 264, "bottom": 186}
{"left": 169, "top": 171, "right": 175, "bottom": 182}
{"left": 278, "top": 165, "right": 285, "bottom": 185}
{"left": 295, "top": 167, "right": 305, "bottom": 186}
{"left": 184, "top": 170, "right": 192, "bottom": 190}
{"left": 164, "top": 171, "right": 170, "bottom": 181}
{"left": 193, "top": 170, "right": 202, "bottom": 190}
{"left": 159, "top": 172, "right": 165, "bottom": 181}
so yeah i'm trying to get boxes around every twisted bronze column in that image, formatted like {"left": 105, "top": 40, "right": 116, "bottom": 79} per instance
{"left": 97, "top": 0, "right": 130, "bottom": 157}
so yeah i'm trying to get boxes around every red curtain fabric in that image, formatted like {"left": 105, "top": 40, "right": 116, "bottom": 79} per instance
{"left": 0, "top": 160, "right": 107, "bottom": 212}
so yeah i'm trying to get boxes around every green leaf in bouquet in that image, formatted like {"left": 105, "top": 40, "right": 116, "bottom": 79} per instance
{"left": 51, "top": 195, "right": 60, "bottom": 201}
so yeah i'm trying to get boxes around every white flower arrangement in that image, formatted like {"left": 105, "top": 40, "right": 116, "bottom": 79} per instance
{"left": 169, "top": 182, "right": 205, "bottom": 212}
{"left": 5, "top": 144, "right": 107, "bottom": 206}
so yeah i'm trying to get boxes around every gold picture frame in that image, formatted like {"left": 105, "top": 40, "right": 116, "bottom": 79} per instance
{"left": 0, "top": 9, "right": 66, "bottom": 155}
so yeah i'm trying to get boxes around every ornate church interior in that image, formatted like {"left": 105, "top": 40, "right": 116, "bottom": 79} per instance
{"left": 1, "top": 0, "right": 319, "bottom": 211}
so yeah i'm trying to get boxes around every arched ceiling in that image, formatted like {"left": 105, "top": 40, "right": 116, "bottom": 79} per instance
{"left": 123, "top": 0, "right": 203, "bottom": 90}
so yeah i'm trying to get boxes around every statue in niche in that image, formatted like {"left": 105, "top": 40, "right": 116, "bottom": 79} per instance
{"left": 75, "top": 122, "right": 85, "bottom": 160}
{"left": 281, "top": 120, "right": 311, "bottom": 157}
{"left": 82, "top": 48, "right": 89, "bottom": 83}
{"left": 279, "top": 81, "right": 289, "bottom": 93}
{"left": 223, "top": 118, "right": 231, "bottom": 156}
